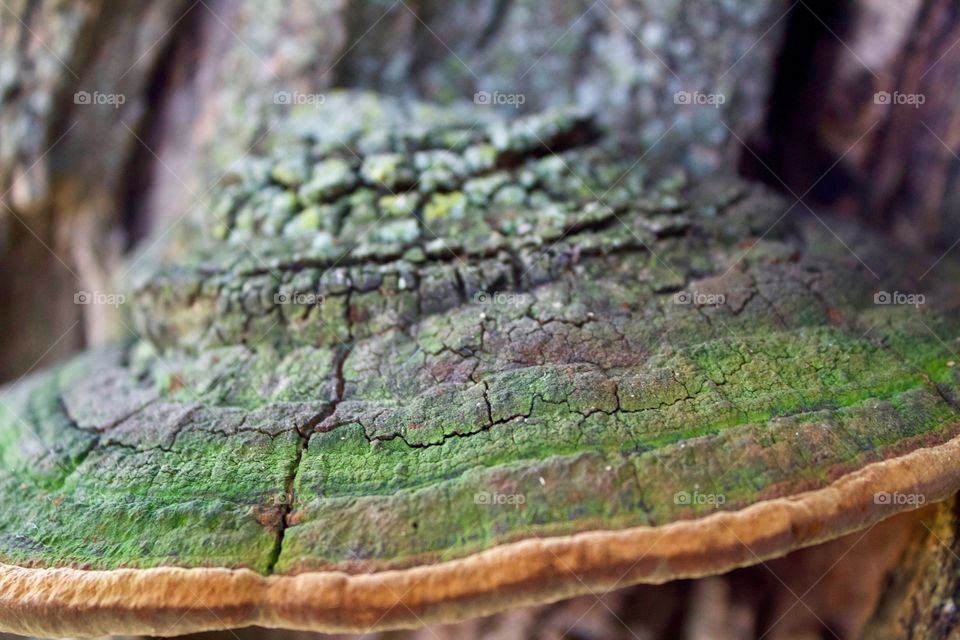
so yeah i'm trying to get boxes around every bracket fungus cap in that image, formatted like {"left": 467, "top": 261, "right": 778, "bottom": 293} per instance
{"left": 1, "top": 93, "right": 958, "bottom": 636}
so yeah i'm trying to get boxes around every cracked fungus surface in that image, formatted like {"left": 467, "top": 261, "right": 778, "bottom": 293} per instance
{"left": 1, "top": 93, "right": 959, "bottom": 576}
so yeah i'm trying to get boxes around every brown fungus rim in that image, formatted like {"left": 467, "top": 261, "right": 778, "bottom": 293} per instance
{"left": 0, "top": 428, "right": 958, "bottom": 637}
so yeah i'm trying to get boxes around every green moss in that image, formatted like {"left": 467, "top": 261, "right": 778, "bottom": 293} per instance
{"left": 0, "top": 352, "right": 304, "bottom": 572}
{"left": 423, "top": 191, "right": 467, "bottom": 222}
{"left": 378, "top": 192, "right": 421, "bottom": 217}
{"left": 298, "top": 158, "right": 357, "bottom": 204}
{"left": 361, "top": 153, "right": 413, "bottom": 189}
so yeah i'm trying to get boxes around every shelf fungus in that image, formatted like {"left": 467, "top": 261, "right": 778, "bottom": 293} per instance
{"left": 1, "top": 93, "right": 959, "bottom": 636}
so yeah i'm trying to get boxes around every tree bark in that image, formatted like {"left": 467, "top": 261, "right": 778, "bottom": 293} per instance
{"left": 746, "top": 0, "right": 960, "bottom": 250}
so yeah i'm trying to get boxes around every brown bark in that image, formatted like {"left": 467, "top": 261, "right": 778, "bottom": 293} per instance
{"left": 0, "top": 0, "right": 192, "bottom": 379}
{"left": 750, "top": 0, "right": 960, "bottom": 250}
{"left": 862, "top": 499, "right": 960, "bottom": 638}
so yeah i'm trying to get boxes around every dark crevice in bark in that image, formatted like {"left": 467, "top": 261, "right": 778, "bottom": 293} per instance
{"left": 117, "top": 2, "right": 204, "bottom": 250}
{"left": 49, "top": 396, "right": 101, "bottom": 491}
{"left": 928, "top": 375, "right": 960, "bottom": 413}
{"left": 333, "top": 2, "right": 402, "bottom": 90}
{"left": 739, "top": 0, "right": 854, "bottom": 205}
{"left": 472, "top": 0, "right": 511, "bottom": 52}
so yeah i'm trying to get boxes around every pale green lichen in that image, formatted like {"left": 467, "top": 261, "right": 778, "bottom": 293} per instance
{"left": 361, "top": 152, "right": 413, "bottom": 189}
{"left": 378, "top": 192, "right": 421, "bottom": 217}
{"left": 423, "top": 191, "right": 466, "bottom": 222}
{"left": 299, "top": 158, "right": 357, "bottom": 204}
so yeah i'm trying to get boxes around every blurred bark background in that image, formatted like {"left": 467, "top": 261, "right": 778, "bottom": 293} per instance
{"left": 742, "top": 0, "right": 960, "bottom": 249}
{"left": 1, "top": 1, "right": 959, "bottom": 638}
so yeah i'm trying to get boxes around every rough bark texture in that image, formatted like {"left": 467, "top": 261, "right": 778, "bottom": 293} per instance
{"left": 0, "top": 0, "right": 192, "bottom": 379}
{"left": 861, "top": 498, "right": 960, "bottom": 639}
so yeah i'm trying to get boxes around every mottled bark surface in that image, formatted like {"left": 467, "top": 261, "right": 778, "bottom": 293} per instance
{"left": 0, "top": 0, "right": 192, "bottom": 379}
{"left": 861, "top": 498, "right": 960, "bottom": 639}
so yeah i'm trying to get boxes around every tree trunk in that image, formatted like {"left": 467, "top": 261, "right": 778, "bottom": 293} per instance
{"left": 743, "top": 0, "right": 960, "bottom": 250}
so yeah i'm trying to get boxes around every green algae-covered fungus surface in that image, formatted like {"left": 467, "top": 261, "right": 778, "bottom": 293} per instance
{"left": 1, "top": 93, "right": 959, "bottom": 634}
